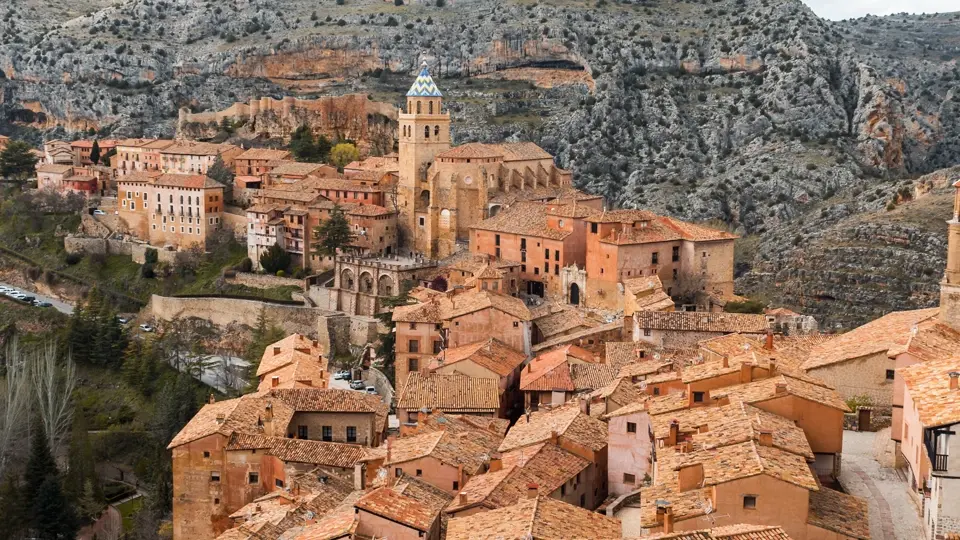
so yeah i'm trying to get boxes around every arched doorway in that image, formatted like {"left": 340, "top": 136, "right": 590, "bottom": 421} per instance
{"left": 419, "top": 190, "right": 430, "bottom": 209}
{"left": 359, "top": 271, "right": 374, "bottom": 294}
{"left": 569, "top": 283, "right": 580, "bottom": 306}
{"left": 378, "top": 275, "right": 395, "bottom": 296}
{"left": 340, "top": 268, "right": 355, "bottom": 290}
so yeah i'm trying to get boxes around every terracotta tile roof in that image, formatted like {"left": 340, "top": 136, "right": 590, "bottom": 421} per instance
{"left": 260, "top": 187, "right": 325, "bottom": 204}
{"left": 260, "top": 388, "right": 389, "bottom": 432}
{"left": 276, "top": 508, "right": 357, "bottom": 540}
{"left": 901, "top": 356, "right": 960, "bottom": 427}
{"left": 658, "top": 439, "right": 817, "bottom": 491}
{"left": 802, "top": 308, "right": 940, "bottom": 370}
{"left": 711, "top": 373, "right": 850, "bottom": 412}
{"left": 144, "top": 139, "right": 175, "bottom": 150}
{"left": 570, "top": 363, "right": 618, "bottom": 392}
{"left": 37, "top": 164, "right": 73, "bottom": 174}
{"left": 344, "top": 155, "right": 399, "bottom": 173}
{"left": 534, "top": 309, "right": 597, "bottom": 339}
{"left": 616, "top": 360, "right": 675, "bottom": 380}
{"left": 168, "top": 395, "right": 295, "bottom": 448}
{"left": 354, "top": 486, "right": 438, "bottom": 532}
{"left": 546, "top": 201, "right": 600, "bottom": 219}
{"left": 257, "top": 348, "right": 318, "bottom": 377}
{"left": 499, "top": 403, "right": 608, "bottom": 453}
{"left": 647, "top": 524, "right": 792, "bottom": 539}
{"left": 636, "top": 312, "right": 770, "bottom": 334}
{"left": 699, "top": 333, "right": 766, "bottom": 359}
{"left": 162, "top": 141, "right": 236, "bottom": 156}
{"left": 520, "top": 349, "right": 575, "bottom": 392}
{"left": 471, "top": 201, "right": 572, "bottom": 240}
{"left": 396, "top": 372, "right": 501, "bottom": 413}
{"left": 117, "top": 171, "right": 162, "bottom": 185}
{"left": 606, "top": 341, "right": 661, "bottom": 368}
{"left": 587, "top": 377, "right": 646, "bottom": 405}
{"left": 495, "top": 142, "right": 554, "bottom": 161}
{"left": 436, "top": 143, "right": 504, "bottom": 160}
{"left": 412, "top": 411, "right": 509, "bottom": 451}
{"left": 532, "top": 321, "right": 624, "bottom": 353}
{"left": 301, "top": 175, "right": 383, "bottom": 193}
{"left": 344, "top": 204, "right": 394, "bottom": 217}
{"left": 890, "top": 318, "right": 960, "bottom": 362}
{"left": 603, "top": 391, "right": 688, "bottom": 419}
{"left": 153, "top": 173, "right": 224, "bottom": 189}
{"left": 384, "top": 430, "right": 490, "bottom": 474}
{"left": 638, "top": 482, "right": 714, "bottom": 527}
{"left": 394, "top": 288, "right": 532, "bottom": 323}
{"left": 237, "top": 148, "right": 291, "bottom": 161}
{"left": 446, "top": 496, "right": 621, "bottom": 540}
{"left": 392, "top": 474, "right": 454, "bottom": 516}
{"left": 644, "top": 371, "right": 684, "bottom": 385}
{"left": 226, "top": 433, "right": 365, "bottom": 468}
{"left": 807, "top": 485, "right": 870, "bottom": 539}
{"left": 444, "top": 465, "right": 516, "bottom": 513}
{"left": 429, "top": 338, "right": 526, "bottom": 377}
{"left": 585, "top": 209, "right": 660, "bottom": 223}
{"left": 270, "top": 162, "right": 330, "bottom": 176}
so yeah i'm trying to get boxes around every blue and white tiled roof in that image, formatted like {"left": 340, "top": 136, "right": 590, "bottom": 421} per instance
{"left": 406, "top": 61, "right": 443, "bottom": 97}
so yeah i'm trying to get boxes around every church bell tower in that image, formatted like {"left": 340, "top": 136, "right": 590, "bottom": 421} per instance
{"left": 940, "top": 180, "right": 960, "bottom": 330}
{"left": 397, "top": 62, "right": 451, "bottom": 257}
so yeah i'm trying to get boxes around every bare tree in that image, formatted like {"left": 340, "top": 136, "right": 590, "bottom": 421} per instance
{"left": 31, "top": 342, "right": 76, "bottom": 459}
{"left": 0, "top": 339, "right": 31, "bottom": 478}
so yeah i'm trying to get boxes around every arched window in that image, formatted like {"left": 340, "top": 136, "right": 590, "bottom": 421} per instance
{"left": 416, "top": 101, "right": 422, "bottom": 114}
{"left": 428, "top": 101, "right": 433, "bottom": 114}
{"left": 434, "top": 125, "right": 440, "bottom": 137}
{"left": 424, "top": 125, "right": 430, "bottom": 139}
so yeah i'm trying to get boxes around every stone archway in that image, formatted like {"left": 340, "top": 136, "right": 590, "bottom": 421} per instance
{"left": 359, "top": 271, "right": 374, "bottom": 294}
{"left": 340, "top": 268, "right": 355, "bottom": 291}
{"left": 570, "top": 283, "right": 581, "bottom": 306}
{"left": 378, "top": 275, "right": 395, "bottom": 297}
{"left": 419, "top": 190, "right": 431, "bottom": 209}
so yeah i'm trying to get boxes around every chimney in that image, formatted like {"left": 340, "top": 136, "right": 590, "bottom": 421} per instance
{"left": 740, "top": 363, "right": 753, "bottom": 384}
{"left": 775, "top": 382, "right": 788, "bottom": 395}
{"left": 255, "top": 503, "right": 262, "bottom": 513}
{"left": 656, "top": 502, "right": 674, "bottom": 534}
{"left": 951, "top": 372, "right": 960, "bottom": 391}
{"left": 526, "top": 483, "right": 539, "bottom": 499}
{"left": 272, "top": 376, "right": 280, "bottom": 388}
{"left": 758, "top": 428, "right": 773, "bottom": 447}
{"left": 489, "top": 453, "right": 503, "bottom": 473}
{"left": 386, "top": 437, "right": 393, "bottom": 463}
{"left": 722, "top": 355, "right": 729, "bottom": 368}
{"left": 527, "top": 363, "right": 533, "bottom": 373}
{"left": 313, "top": 339, "right": 319, "bottom": 348}
{"left": 764, "top": 330, "right": 774, "bottom": 351}
{"left": 698, "top": 424, "right": 709, "bottom": 434}
{"left": 215, "top": 413, "right": 225, "bottom": 424}
{"left": 457, "top": 464, "right": 465, "bottom": 490}
{"left": 458, "top": 491, "right": 468, "bottom": 506}
{"left": 667, "top": 420, "right": 679, "bottom": 447}
{"left": 677, "top": 463, "right": 704, "bottom": 492}
{"left": 768, "top": 359, "right": 778, "bottom": 376}
{"left": 208, "top": 393, "right": 216, "bottom": 404}
{"left": 273, "top": 346, "right": 281, "bottom": 356}
{"left": 550, "top": 430, "right": 558, "bottom": 445}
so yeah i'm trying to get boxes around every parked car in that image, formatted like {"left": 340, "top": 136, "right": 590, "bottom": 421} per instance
{"left": 334, "top": 370, "right": 351, "bottom": 380}
{"left": 4, "top": 289, "right": 20, "bottom": 297}
{"left": 33, "top": 301, "right": 52, "bottom": 308}
{"left": 364, "top": 386, "right": 377, "bottom": 395}
{"left": 18, "top": 294, "right": 35, "bottom": 303}
{"left": 0, "top": 286, "right": 12, "bottom": 294}
{"left": 117, "top": 317, "right": 130, "bottom": 324}
{"left": 139, "top": 324, "right": 155, "bottom": 332}
{"left": 92, "top": 209, "right": 106, "bottom": 216}
{"left": 349, "top": 380, "right": 365, "bottom": 390}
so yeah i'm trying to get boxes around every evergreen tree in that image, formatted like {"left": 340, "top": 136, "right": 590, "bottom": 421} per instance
{"left": 33, "top": 475, "right": 78, "bottom": 539}
{"left": 244, "top": 309, "right": 285, "bottom": 390}
{"left": 314, "top": 134, "right": 332, "bottom": 162}
{"left": 0, "top": 475, "right": 26, "bottom": 540}
{"left": 89, "top": 140, "right": 101, "bottom": 166}
{"left": 329, "top": 142, "right": 360, "bottom": 172}
{"left": 25, "top": 421, "right": 58, "bottom": 505}
{"left": 312, "top": 204, "right": 356, "bottom": 258}
{"left": 0, "top": 140, "right": 39, "bottom": 180}
{"left": 290, "top": 125, "right": 319, "bottom": 162}
{"left": 259, "top": 243, "right": 291, "bottom": 274}
{"left": 207, "top": 154, "right": 234, "bottom": 186}
{"left": 65, "top": 415, "right": 102, "bottom": 509}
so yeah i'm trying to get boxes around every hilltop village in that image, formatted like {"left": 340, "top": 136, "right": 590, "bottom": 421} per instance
{"left": 3, "top": 64, "right": 959, "bottom": 540}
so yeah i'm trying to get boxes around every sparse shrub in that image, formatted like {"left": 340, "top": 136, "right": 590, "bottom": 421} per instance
{"left": 276, "top": 270, "right": 286, "bottom": 277}
{"left": 65, "top": 253, "right": 83, "bottom": 265}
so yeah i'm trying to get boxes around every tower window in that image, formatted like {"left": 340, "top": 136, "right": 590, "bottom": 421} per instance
{"left": 416, "top": 101, "right": 422, "bottom": 114}
{"left": 424, "top": 125, "right": 430, "bottom": 139}
{"left": 434, "top": 125, "right": 440, "bottom": 137}
{"left": 429, "top": 101, "right": 433, "bottom": 114}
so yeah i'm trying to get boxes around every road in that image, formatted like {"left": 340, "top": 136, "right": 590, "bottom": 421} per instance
{"left": 0, "top": 281, "right": 74, "bottom": 315}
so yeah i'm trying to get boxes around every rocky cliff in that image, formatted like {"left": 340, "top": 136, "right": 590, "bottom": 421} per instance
{"left": 1, "top": 0, "right": 958, "bottom": 324}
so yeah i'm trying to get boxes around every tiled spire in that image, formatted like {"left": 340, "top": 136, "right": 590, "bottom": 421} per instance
{"left": 406, "top": 61, "right": 443, "bottom": 97}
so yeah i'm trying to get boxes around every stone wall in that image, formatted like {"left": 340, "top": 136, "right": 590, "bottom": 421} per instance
{"left": 222, "top": 210, "right": 248, "bottom": 241}
{"left": 150, "top": 294, "right": 320, "bottom": 336}
{"left": 227, "top": 272, "right": 304, "bottom": 290}
{"left": 64, "top": 236, "right": 133, "bottom": 257}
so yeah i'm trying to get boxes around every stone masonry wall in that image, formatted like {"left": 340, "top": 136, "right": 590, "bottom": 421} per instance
{"left": 227, "top": 272, "right": 304, "bottom": 290}
{"left": 150, "top": 294, "right": 320, "bottom": 336}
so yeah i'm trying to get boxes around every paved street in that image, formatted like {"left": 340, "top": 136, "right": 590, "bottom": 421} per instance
{"left": 840, "top": 429, "right": 924, "bottom": 540}
{"left": 0, "top": 281, "right": 74, "bottom": 315}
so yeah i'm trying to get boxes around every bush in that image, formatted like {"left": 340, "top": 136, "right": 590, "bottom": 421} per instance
{"left": 140, "top": 263, "right": 155, "bottom": 279}
{"left": 394, "top": 0, "right": 404, "bottom": 5}
{"left": 237, "top": 257, "right": 253, "bottom": 273}
{"left": 223, "top": 269, "right": 237, "bottom": 278}
{"left": 276, "top": 270, "right": 286, "bottom": 277}
{"left": 293, "top": 267, "right": 306, "bottom": 279}
{"left": 144, "top": 248, "right": 158, "bottom": 265}
{"left": 436, "top": 0, "right": 445, "bottom": 5}
{"left": 725, "top": 299, "right": 766, "bottom": 314}
{"left": 886, "top": 201, "right": 896, "bottom": 211}
{"left": 65, "top": 253, "right": 83, "bottom": 265}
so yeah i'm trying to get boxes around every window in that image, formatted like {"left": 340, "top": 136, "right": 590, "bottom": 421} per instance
{"left": 419, "top": 217, "right": 425, "bottom": 227}
{"left": 545, "top": 248, "right": 550, "bottom": 260}
{"left": 409, "top": 323, "right": 417, "bottom": 330}
{"left": 433, "top": 340, "right": 442, "bottom": 354}
{"left": 453, "top": 481, "right": 459, "bottom": 490}
{"left": 652, "top": 252, "right": 659, "bottom": 264}
{"left": 672, "top": 246, "right": 680, "bottom": 262}
{"left": 408, "top": 358, "right": 419, "bottom": 372}
{"left": 434, "top": 125, "right": 440, "bottom": 137}
{"left": 555, "top": 251, "right": 559, "bottom": 262}
{"left": 673, "top": 268, "right": 678, "bottom": 279}
{"left": 409, "top": 340, "right": 420, "bottom": 353}
{"left": 203, "top": 451, "right": 210, "bottom": 458}
{"left": 886, "top": 369, "right": 895, "bottom": 381}
{"left": 297, "top": 425, "right": 308, "bottom": 439}
{"left": 210, "top": 471, "right": 220, "bottom": 482}
{"left": 627, "top": 422, "right": 637, "bottom": 433}
{"left": 495, "top": 234, "right": 501, "bottom": 246}
{"left": 424, "top": 125, "right": 430, "bottom": 138}
{"left": 248, "top": 472, "right": 259, "bottom": 484}
{"left": 644, "top": 329, "right": 651, "bottom": 337}
{"left": 693, "top": 391, "right": 705, "bottom": 403}
{"left": 214, "top": 498, "right": 220, "bottom": 504}
{"left": 396, "top": 468, "right": 403, "bottom": 477}
{"left": 743, "top": 495, "right": 757, "bottom": 509}
{"left": 513, "top": 321, "right": 519, "bottom": 328}
{"left": 623, "top": 473, "right": 636, "bottom": 484}
{"left": 653, "top": 387, "right": 660, "bottom": 396}
{"left": 702, "top": 251, "right": 707, "bottom": 258}
{"left": 580, "top": 494, "right": 586, "bottom": 507}
{"left": 561, "top": 484, "right": 566, "bottom": 496}
{"left": 416, "top": 469, "right": 423, "bottom": 477}
{"left": 591, "top": 223, "right": 598, "bottom": 234}
{"left": 322, "top": 426, "right": 332, "bottom": 442}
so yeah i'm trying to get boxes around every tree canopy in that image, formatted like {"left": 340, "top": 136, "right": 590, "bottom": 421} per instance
{"left": 290, "top": 125, "right": 331, "bottom": 163}
{"left": 329, "top": 143, "right": 360, "bottom": 172}
{"left": 89, "top": 140, "right": 101, "bottom": 165}
{"left": 207, "top": 154, "right": 234, "bottom": 187}
{"left": 259, "top": 243, "right": 291, "bottom": 274}
{"left": 0, "top": 140, "right": 39, "bottom": 180}
{"left": 312, "top": 204, "right": 355, "bottom": 258}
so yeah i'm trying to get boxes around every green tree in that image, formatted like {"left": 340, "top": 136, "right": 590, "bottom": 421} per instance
{"left": 259, "top": 243, "right": 291, "bottom": 274}
{"left": 312, "top": 204, "right": 356, "bottom": 258}
{"left": 315, "top": 134, "right": 332, "bottom": 162}
{"left": 33, "top": 474, "right": 79, "bottom": 539}
{"left": 65, "top": 415, "right": 102, "bottom": 517}
{"left": 89, "top": 140, "right": 101, "bottom": 165}
{"left": 244, "top": 308, "right": 286, "bottom": 390}
{"left": 329, "top": 142, "right": 360, "bottom": 172}
{"left": 0, "top": 140, "right": 39, "bottom": 180}
{"left": 207, "top": 154, "right": 234, "bottom": 187}
{"left": 374, "top": 290, "right": 413, "bottom": 386}
{"left": 290, "top": 125, "right": 319, "bottom": 162}
{"left": 0, "top": 475, "right": 26, "bottom": 540}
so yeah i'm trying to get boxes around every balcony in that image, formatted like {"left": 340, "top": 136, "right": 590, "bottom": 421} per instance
{"left": 934, "top": 454, "right": 949, "bottom": 473}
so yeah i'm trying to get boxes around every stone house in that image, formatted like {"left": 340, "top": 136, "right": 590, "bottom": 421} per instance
{"left": 392, "top": 287, "right": 534, "bottom": 388}
{"left": 631, "top": 311, "right": 770, "bottom": 348}
{"left": 70, "top": 139, "right": 118, "bottom": 166}
{"left": 115, "top": 138, "right": 174, "bottom": 177}
{"left": 266, "top": 161, "right": 337, "bottom": 186}
{"left": 233, "top": 148, "right": 291, "bottom": 183}
{"left": 446, "top": 494, "right": 621, "bottom": 540}
{"left": 36, "top": 164, "right": 95, "bottom": 196}
{"left": 116, "top": 172, "right": 225, "bottom": 250}
{"left": 583, "top": 376, "right": 645, "bottom": 418}
{"left": 395, "top": 372, "right": 502, "bottom": 424}
{"left": 604, "top": 400, "right": 655, "bottom": 497}
{"left": 377, "top": 429, "right": 493, "bottom": 495}
{"left": 255, "top": 333, "right": 329, "bottom": 392}
{"left": 582, "top": 209, "right": 737, "bottom": 311}
{"left": 900, "top": 357, "right": 960, "bottom": 539}
{"left": 426, "top": 338, "right": 527, "bottom": 416}
{"left": 532, "top": 307, "right": 601, "bottom": 345}
{"left": 353, "top": 482, "right": 450, "bottom": 540}
{"left": 260, "top": 388, "right": 389, "bottom": 447}
{"left": 43, "top": 139, "right": 74, "bottom": 165}
{"left": 159, "top": 141, "right": 242, "bottom": 175}
{"left": 518, "top": 344, "right": 616, "bottom": 411}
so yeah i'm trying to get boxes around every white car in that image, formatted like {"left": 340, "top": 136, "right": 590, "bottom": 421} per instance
{"left": 139, "top": 324, "right": 155, "bottom": 332}
{"left": 0, "top": 286, "right": 12, "bottom": 293}
{"left": 364, "top": 386, "right": 377, "bottom": 395}
{"left": 92, "top": 209, "right": 106, "bottom": 216}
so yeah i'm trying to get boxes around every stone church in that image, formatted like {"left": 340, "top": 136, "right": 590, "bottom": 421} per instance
{"left": 397, "top": 62, "right": 575, "bottom": 259}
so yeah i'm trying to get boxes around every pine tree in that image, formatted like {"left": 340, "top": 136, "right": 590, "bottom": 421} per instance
{"left": 25, "top": 421, "right": 58, "bottom": 505}
{"left": 0, "top": 140, "right": 40, "bottom": 180}
{"left": 290, "top": 125, "right": 319, "bottom": 162}
{"left": 259, "top": 243, "right": 291, "bottom": 274}
{"left": 312, "top": 204, "right": 356, "bottom": 258}
{"left": 65, "top": 415, "right": 102, "bottom": 508}
{"left": 33, "top": 475, "right": 78, "bottom": 539}
{"left": 89, "top": 140, "right": 101, "bottom": 166}
{"left": 314, "top": 134, "right": 332, "bottom": 162}
{"left": 207, "top": 154, "right": 234, "bottom": 186}
{"left": 0, "top": 475, "right": 25, "bottom": 540}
